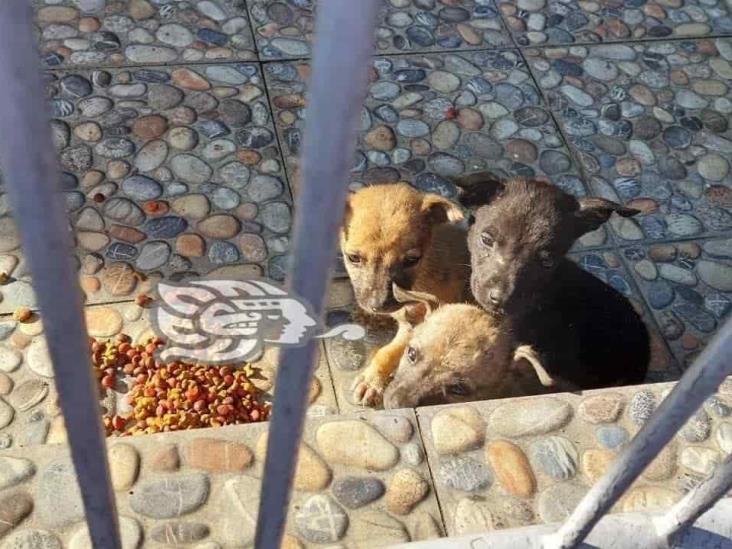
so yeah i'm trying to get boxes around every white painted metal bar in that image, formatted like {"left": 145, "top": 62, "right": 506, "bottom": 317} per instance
{"left": 389, "top": 498, "right": 732, "bottom": 549}
{"left": 543, "top": 317, "right": 732, "bottom": 549}
{"left": 254, "top": 1, "right": 380, "bottom": 548}
{"left": 0, "top": 1, "right": 121, "bottom": 548}
{"left": 654, "top": 452, "right": 732, "bottom": 543}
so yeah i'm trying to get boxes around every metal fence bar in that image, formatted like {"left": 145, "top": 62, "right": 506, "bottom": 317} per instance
{"left": 0, "top": 2, "right": 121, "bottom": 548}
{"left": 254, "top": 1, "right": 380, "bottom": 548}
{"left": 654, "top": 452, "right": 732, "bottom": 542}
{"left": 390, "top": 498, "right": 732, "bottom": 549}
{"left": 543, "top": 316, "right": 732, "bottom": 549}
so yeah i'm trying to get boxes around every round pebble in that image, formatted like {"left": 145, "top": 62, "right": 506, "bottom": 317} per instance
{"left": 295, "top": 495, "right": 348, "bottom": 543}
{"left": 431, "top": 406, "right": 484, "bottom": 454}
{"left": 530, "top": 436, "right": 578, "bottom": 479}
{"left": 486, "top": 440, "right": 536, "bottom": 497}
{"left": 437, "top": 456, "right": 491, "bottom": 492}
{"left": 331, "top": 476, "right": 385, "bottom": 509}
{"left": 489, "top": 397, "right": 571, "bottom": 436}
{"left": 629, "top": 390, "right": 656, "bottom": 426}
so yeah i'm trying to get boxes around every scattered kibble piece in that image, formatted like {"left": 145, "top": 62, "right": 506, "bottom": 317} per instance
{"left": 135, "top": 294, "right": 153, "bottom": 307}
{"left": 90, "top": 335, "right": 271, "bottom": 436}
{"left": 0, "top": 272, "right": 9, "bottom": 284}
{"left": 13, "top": 307, "right": 32, "bottom": 322}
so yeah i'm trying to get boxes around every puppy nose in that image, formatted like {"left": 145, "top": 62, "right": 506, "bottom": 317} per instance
{"left": 488, "top": 289, "right": 502, "bottom": 305}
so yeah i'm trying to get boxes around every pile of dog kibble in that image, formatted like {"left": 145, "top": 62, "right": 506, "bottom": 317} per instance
{"left": 90, "top": 334, "right": 271, "bottom": 436}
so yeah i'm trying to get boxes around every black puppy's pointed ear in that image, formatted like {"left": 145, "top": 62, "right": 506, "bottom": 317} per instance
{"left": 452, "top": 172, "right": 505, "bottom": 208}
{"left": 575, "top": 197, "right": 640, "bottom": 235}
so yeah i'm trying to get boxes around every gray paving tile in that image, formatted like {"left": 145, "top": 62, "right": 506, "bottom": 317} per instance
{"left": 247, "top": 0, "right": 512, "bottom": 60}
{"left": 497, "top": 0, "right": 732, "bottom": 47}
{"left": 620, "top": 237, "right": 732, "bottom": 369}
{"left": 265, "top": 50, "right": 620, "bottom": 251}
{"left": 526, "top": 39, "right": 732, "bottom": 244}
{"left": 34, "top": 0, "right": 257, "bottom": 68}
{"left": 265, "top": 50, "right": 588, "bottom": 200}
{"left": 0, "top": 63, "right": 292, "bottom": 312}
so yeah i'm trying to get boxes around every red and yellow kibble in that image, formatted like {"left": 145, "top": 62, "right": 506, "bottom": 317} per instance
{"left": 91, "top": 334, "right": 271, "bottom": 437}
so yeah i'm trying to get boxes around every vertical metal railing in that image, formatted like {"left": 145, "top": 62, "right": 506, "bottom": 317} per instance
{"left": 654, "top": 452, "right": 732, "bottom": 543}
{"left": 254, "top": 1, "right": 381, "bottom": 548}
{"left": 0, "top": 1, "right": 121, "bottom": 548}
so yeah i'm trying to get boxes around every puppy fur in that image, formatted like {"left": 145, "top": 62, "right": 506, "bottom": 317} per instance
{"left": 381, "top": 289, "right": 571, "bottom": 409}
{"left": 340, "top": 183, "right": 470, "bottom": 405}
{"left": 457, "top": 174, "right": 650, "bottom": 389}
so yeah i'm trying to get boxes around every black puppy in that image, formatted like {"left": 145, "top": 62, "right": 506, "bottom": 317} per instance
{"left": 456, "top": 173, "right": 650, "bottom": 389}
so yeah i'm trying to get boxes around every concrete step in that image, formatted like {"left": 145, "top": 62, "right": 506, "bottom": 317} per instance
{"left": 1, "top": 378, "right": 730, "bottom": 547}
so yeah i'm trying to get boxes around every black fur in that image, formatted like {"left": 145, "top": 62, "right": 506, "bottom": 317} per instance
{"left": 457, "top": 173, "right": 650, "bottom": 389}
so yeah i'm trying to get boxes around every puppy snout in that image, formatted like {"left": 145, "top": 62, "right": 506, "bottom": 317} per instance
{"left": 383, "top": 386, "right": 416, "bottom": 410}
{"left": 488, "top": 288, "right": 503, "bottom": 306}
{"left": 364, "top": 289, "right": 397, "bottom": 313}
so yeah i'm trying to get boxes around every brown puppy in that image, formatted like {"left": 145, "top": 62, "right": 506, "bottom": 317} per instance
{"left": 340, "top": 183, "right": 470, "bottom": 405}
{"left": 382, "top": 288, "right": 574, "bottom": 409}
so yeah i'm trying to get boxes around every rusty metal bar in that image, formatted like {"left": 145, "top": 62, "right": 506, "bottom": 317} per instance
{"left": 0, "top": 1, "right": 121, "bottom": 548}
{"left": 254, "top": 1, "right": 380, "bottom": 548}
{"left": 542, "top": 317, "right": 732, "bottom": 549}
{"left": 654, "top": 452, "right": 732, "bottom": 543}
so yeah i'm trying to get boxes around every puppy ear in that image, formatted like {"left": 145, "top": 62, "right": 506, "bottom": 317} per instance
{"left": 452, "top": 172, "right": 505, "bottom": 208}
{"left": 342, "top": 195, "right": 353, "bottom": 225}
{"left": 512, "top": 345, "right": 556, "bottom": 388}
{"left": 341, "top": 195, "right": 354, "bottom": 239}
{"left": 575, "top": 197, "right": 640, "bottom": 235}
{"left": 393, "top": 284, "right": 439, "bottom": 318}
{"left": 420, "top": 194, "right": 464, "bottom": 224}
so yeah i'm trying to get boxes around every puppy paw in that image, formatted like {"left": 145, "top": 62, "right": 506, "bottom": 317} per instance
{"left": 351, "top": 370, "right": 388, "bottom": 407}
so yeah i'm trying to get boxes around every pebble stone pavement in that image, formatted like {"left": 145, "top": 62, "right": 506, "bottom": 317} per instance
{"left": 0, "top": 0, "right": 730, "bottom": 547}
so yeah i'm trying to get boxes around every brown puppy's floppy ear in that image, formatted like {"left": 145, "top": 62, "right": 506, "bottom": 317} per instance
{"left": 420, "top": 193, "right": 464, "bottom": 224}
{"left": 452, "top": 172, "right": 505, "bottom": 209}
{"left": 393, "top": 284, "right": 439, "bottom": 327}
{"left": 574, "top": 197, "right": 640, "bottom": 236}
{"left": 512, "top": 345, "right": 581, "bottom": 393}
{"left": 512, "top": 345, "right": 555, "bottom": 388}
{"left": 341, "top": 194, "right": 354, "bottom": 238}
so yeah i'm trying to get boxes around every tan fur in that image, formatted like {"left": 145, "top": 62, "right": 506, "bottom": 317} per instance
{"left": 382, "top": 302, "right": 576, "bottom": 409}
{"left": 340, "top": 183, "right": 471, "bottom": 406}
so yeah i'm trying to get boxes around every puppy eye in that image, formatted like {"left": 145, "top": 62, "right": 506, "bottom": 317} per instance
{"left": 480, "top": 231, "right": 495, "bottom": 248}
{"left": 447, "top": 382, "right": 469, "bottom": 396}
{"left": 406, "top": 346, "right": 418, "bottom": 364}
{"left": 539, "top": 250, "right": 554, "bottom": 269}
{"left": 346, "top": 253, "right": 362, "bottom": 264}
{"left": 404, "top": 254, "right": 421, "bottom": 267}
{"left": 467, "top": 214, "right": 476, "bottom": 226}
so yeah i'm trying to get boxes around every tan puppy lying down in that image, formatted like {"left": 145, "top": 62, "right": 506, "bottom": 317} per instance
{"left": 382, "top": 287, "right": 578, "bottom": 409}
{"left": 340, "top": 183, "right": 471, "bottom": 406}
